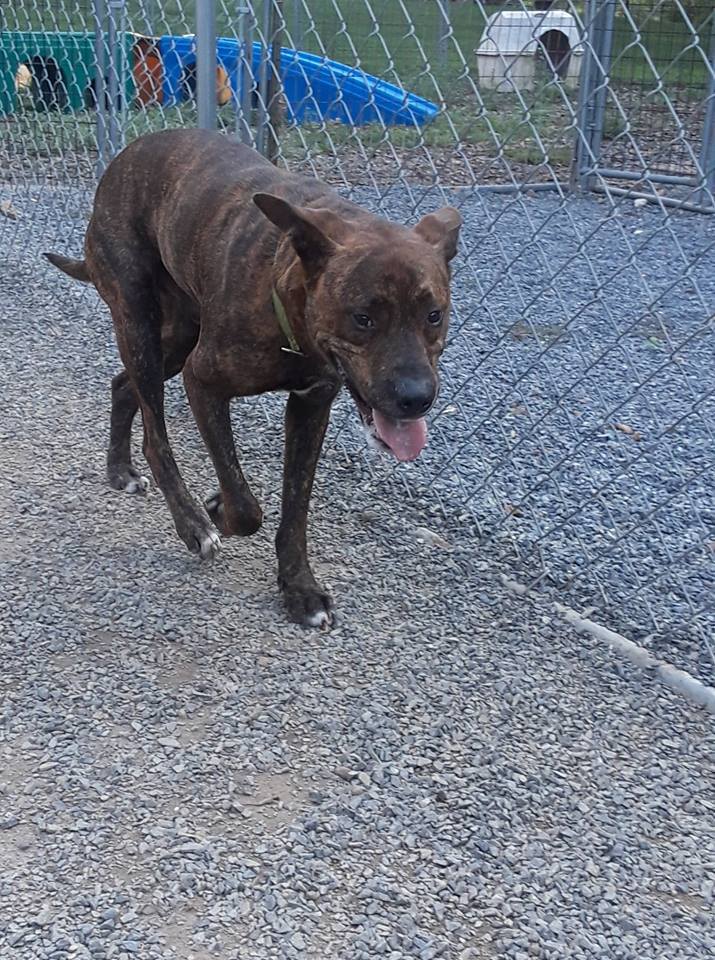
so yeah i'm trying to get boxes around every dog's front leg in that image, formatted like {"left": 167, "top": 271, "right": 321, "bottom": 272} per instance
{"left": 183, "top": 359, "right": 263, "bottom": 537}
{"left": 277, "top": 383, "right": 338, "bottom": 628}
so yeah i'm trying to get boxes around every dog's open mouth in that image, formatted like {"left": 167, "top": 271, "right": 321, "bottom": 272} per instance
{"left": 332, "top": 356, "right": 428, "bottom": 462}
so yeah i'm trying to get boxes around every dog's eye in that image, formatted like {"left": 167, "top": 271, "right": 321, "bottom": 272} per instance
{"left": 353, "top": 314, "right": 374, "bottom": 330}
{"left": 427, "top": 309, "right": 443, "bottom": 326}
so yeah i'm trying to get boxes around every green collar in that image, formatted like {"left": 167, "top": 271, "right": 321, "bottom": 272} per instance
{"left": 272, "top": 287, "right": 304, "bottom": 356}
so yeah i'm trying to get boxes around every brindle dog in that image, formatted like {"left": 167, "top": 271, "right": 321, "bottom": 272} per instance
{"left": 46, "top": 129, "right": 461, "bottom": 627}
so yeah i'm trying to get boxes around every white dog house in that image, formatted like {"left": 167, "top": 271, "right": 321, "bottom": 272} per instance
{"left": 476, "top": 10, "right": 584, "bottom": 93}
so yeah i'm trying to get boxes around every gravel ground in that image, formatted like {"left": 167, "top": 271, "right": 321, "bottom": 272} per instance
{"left": 2, "top": 183, "right": 715, "bottom": 959}
{"left": 344, "top": 184, "right": 713, "bottom": 676}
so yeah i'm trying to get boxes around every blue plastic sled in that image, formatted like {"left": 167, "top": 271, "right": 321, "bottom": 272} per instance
{"left": 159, "top": 35, "right": 439, "bottom": 127}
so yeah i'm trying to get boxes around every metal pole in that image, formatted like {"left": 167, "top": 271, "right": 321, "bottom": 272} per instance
{"left": 255, "top": 0, "right": 272, "bottom": 155}
{"left": 143, "top": 0, "right": 159, "bottom": 35}
{"left": 267, "top": 0, "right": 283, "bottom": 164}
{"left": 591, "top": 182, "right": 715, "bottom": 215}
{"left": 236, "top": 3, "right": 253, "bottom": 143}
{"left": 572, "top": 0, "right": 615, "bottom": 193}
{"left": 93, "top": 0, "right": 107, "bottom": 178}
{"left": 292, "top": 0, "right": 303, "bottom": 51}
{"left": 196, "top": 0, "right": 217, "bottom": 130}
{"left": 107, "top": 0, "right": 125, "bottom": 161}
{"left": 476, "top": 181, "right": 567, "bottom": 195}
{"left": 595, "top": 167, "right": 698, "bottom": 187}
{"left": 571, "top": 0, "right": 594, "bottom": 190}
{"left": 436, "top": 0, "right": 450, "bottom": 76}
{"left": 588, "top": 0, "right": 616, "bottom": 187}
{"left": 698, "top": 23, "right": 715, "bottom": 209}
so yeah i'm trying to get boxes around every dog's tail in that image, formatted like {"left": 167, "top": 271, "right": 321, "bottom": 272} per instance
{"left": 44, "top": 252, "right": 91, "bottom": 283}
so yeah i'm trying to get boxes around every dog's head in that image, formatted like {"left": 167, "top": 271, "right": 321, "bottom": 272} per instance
{"left": 254, "top": 193, "right": 461, "bottom": 462}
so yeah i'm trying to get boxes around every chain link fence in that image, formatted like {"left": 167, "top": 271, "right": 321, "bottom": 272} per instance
{"left": 1, "top": 0, "right": 714, "bottom": 681}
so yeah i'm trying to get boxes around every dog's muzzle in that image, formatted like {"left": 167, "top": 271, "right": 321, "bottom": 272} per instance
{"left": 330, "top": 353, "right": 429, "bottom": 462}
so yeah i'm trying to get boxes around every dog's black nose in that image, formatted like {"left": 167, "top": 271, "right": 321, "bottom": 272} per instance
{"left": 395, "top": 375, "right": 435, "bottom": 418}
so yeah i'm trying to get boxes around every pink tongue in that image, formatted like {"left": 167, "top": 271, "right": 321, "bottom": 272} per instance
{"left": 372, "top": 410, "right": 428, "bottom": 462}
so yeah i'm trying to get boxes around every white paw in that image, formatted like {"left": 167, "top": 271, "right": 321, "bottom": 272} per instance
{"left": 306, "top": 609, "right": 331, "bottom": 629}
{"left": 199, "top": 530, "right": 222, "bottom": 560}
{"left": 124, "top": 475, "right": 149, "bottom": 494}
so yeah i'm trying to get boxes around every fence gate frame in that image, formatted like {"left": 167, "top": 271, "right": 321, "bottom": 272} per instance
{"left": 573, "top": 0, "right": 715, "bottom": 214}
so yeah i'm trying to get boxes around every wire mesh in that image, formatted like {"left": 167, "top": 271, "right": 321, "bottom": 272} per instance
{"left": 1, "top": 0, "right": 713, "bottom": 680}
{"left": 600, "top": 0, "right": 713, "bottom": 180}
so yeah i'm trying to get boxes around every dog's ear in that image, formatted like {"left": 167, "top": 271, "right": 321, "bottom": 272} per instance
{"left": 253, "top": 193, "right": 345, "bottom": 272}
{"left": 413, "top": 206, "right": 462, "bottom": 262}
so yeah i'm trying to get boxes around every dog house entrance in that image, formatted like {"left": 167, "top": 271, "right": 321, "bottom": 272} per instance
{"left": 28, "top": 56, "right": 68, "bottom": 111}
{"left": 537, "top": 29, "right": 571, "bottom": 79}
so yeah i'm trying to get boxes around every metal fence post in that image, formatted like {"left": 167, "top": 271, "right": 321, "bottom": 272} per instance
{"left": 699, "top": 23, "right": 715, "bottom": 209}
{"left": 588, "top": 0, "right": 616, "bottom": 185}
{"left": 102, "top": 0, "right": 127, "bottom": 160}
{"left": 196, "top": 0, "right": 217, "bottom": 130}
{"left": 571, "top": 0, "right": 596, "bottom": 191}
{"left": 292, "top": 0, "right": 303, "bottom": 50}
{"left": 255, "top": 0, "right": 272, "bottom": 156}
{"left": 267, "top": 0, "right": 284, "bottom": 164}
{"left": 236, "top": 3, "right": 254, "bottom": 143}
{"left": 107, "top": 0, "right": 126, "bottom": 161}
{"left": 571, "top": 0, "right": 616, "bottom": 193}
{"left": 436, "top": 0, "right": 450, "bottom": 74}
{"left": 136, "top": 0, "right": 158, "bottom": 34}
{"left": 93, "top": 0, "right": 108, "bottom": 178}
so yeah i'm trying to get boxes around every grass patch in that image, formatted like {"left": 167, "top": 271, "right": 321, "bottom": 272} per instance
{"left": 5, "top": 1, "right": 712, "bottom": 99}
{"left": 5, "top": 66, "right": 576, "bottom": 173}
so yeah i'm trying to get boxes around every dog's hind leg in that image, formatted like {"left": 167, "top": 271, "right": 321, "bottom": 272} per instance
{"left": 109, "top": 292, "right": 220, "bottom": 559}
{"left": 107, "top": 370, "right": 148, "bottom": 493}
{"left": 107, "top": 334, "right": 198, "bottom": 495}
{"left": 182, "top": 359, "right": 263, "bottom": 537}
